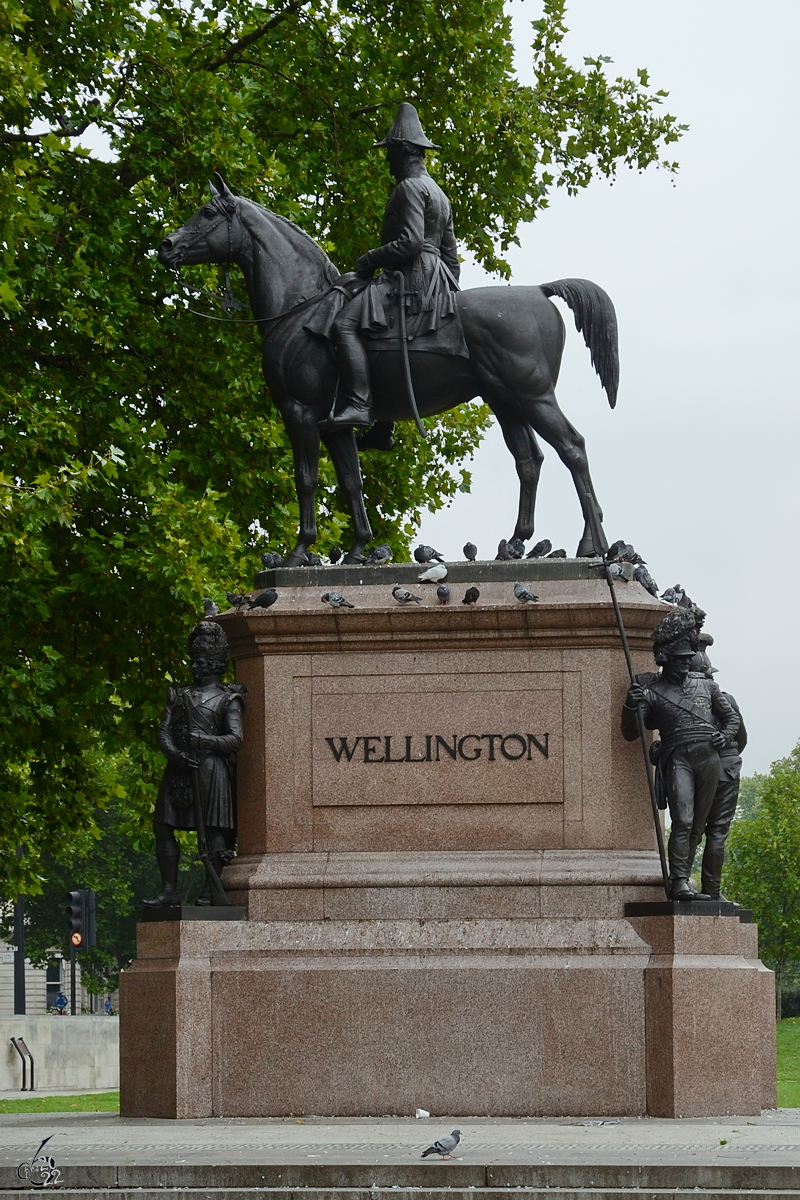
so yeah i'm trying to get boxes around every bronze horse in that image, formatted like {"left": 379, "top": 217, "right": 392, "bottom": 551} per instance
{"left": 158, "top": 175, "right": 619, "bottom": 566}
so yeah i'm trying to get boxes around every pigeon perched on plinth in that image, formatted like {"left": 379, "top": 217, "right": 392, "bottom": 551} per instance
{"left": 203, "top": 597, "right": 220, "bottom": 617}
{"left": 507, "top": 536, "right": 526, "bottom": 559}
{"left": 226, "top": 591, "right": 248, "bottom": 609}
{"left": 365, "top": 543, "right": 392, "bottom": 566}
{"left": 421, "top": 1130, "right": 461, "bottom": 1159}
{"left": 634, "top": 564, "right": 659, "bottom": 597}
{"left": 513, "top": 581, "right": 539, "bottom": 603}
{"left": 437, "top": 584, "right": 451, "bottom": 604}
{"left": 321, "top": 590, "right": 354, "bottom": 608}
{"left": 418, "top": 562, "right": 448, "bottom": 583}
{"left": 547, "top": 548, "right": 567, "bottom": 559}
{"left": 462, "top": 586, "right": 480, "bottom": 605}
{"left": 248, "top": 587, "right": 278, "bottom": 610}
{"left": 329, "top": 547, "right": 343, "bottom": 564}
{"left": 392, "top": 586, "right": 421, "bottom": 605}
{"left": 260, "top": 551, "right": 283, "bottom": 569}
{"left": 414, "top": 544, "right": 445, "bottom": 564}
{"left": 660, "top": 584, "right": 686, "bottom": 605}
{"left": 303, "top": 551, "right": 322, "bottom": 567}
{"left": 463, "top": 541, "right": 477, "bottom": 562}
{"left": 526, "top": 538, "right": 552, "bottom": 559}
{"left": 495, "top": 539, "right": 510, "bottom": 560}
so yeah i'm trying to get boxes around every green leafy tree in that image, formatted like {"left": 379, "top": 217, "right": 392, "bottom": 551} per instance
{"left": 723, "top": 743, "right": 800, "bottom": 1019}
{"left": 1, "top": 0, "right": 686, "bottom": 896}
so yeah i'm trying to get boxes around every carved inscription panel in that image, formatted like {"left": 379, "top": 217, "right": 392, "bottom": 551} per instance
{"left": 311, "top": 671, "right": 572, "bottom": 807}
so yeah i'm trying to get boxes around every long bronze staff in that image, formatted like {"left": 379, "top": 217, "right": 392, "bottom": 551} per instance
{"left": 599, "top": 563, "right": 671, "bottom": 899}
{"left": 181, "top": 691, "right": 231, "bottom": 907}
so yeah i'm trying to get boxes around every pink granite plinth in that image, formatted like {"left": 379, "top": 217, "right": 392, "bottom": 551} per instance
{"left": 119, "top": 583, "right": 775, "bottom": 1118}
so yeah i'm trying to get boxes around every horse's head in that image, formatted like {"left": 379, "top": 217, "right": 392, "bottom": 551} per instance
{"left": 158, "top": 172, "right": 242, "bottom": 269}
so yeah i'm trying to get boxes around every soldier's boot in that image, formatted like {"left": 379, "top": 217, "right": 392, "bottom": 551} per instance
{"left": 143, "top": 847, "right": 181, "bottom": 908}
{"left": 321, "top": 331, "right": 373, "bottom": 430}
{"left": 701, "top": 841, "right": 736, "bottom": 903}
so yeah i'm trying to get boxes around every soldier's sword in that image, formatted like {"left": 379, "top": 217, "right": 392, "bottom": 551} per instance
{"left": 389, "top": 270, "right": 427, "bottom": 440}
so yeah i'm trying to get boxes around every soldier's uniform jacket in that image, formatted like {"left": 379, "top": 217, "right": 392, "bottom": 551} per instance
{"left": 155, "top": 681, "right": 246, "bottom": 830}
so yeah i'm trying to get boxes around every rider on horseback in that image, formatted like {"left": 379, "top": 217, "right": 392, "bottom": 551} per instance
{"left": 324, "top": 102, "right": 462, "bottom": 431}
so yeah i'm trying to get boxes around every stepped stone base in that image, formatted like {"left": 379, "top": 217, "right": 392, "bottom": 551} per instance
{"left": 119, "top": 578, "right": 775, "bottom": 1119}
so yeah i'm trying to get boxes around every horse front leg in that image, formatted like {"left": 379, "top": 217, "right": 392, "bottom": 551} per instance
{"left": 282, "top": 405, "right": 321, "bottom": 567}
{"left": 319, "top": 427, "right": 373, "bottom": 563}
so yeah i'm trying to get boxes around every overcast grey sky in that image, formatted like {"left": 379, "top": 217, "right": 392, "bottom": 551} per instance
{"left": 419, "top": 0, "right": 800, "bottom": 775}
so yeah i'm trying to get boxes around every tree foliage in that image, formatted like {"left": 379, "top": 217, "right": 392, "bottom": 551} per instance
{"left": 0, "top": 0, "right": 685, "bottom": 897}
{"left": 723, "top": 744, "right": 800, "bottom": 1018}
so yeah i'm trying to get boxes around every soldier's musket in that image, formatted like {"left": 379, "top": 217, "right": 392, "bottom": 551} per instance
{"left": 389, "top": 269, "right": 427, "bottom": 440}
{"left": 181, "top": 690, "right": 231, "bottom": 908}
{"left": 597, "top": 562, "right": 671, "bottom": 899}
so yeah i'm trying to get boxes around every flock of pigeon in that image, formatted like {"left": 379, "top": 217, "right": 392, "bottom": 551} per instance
{"left": 202, "top": 535, "right": 686, "bottom": 618}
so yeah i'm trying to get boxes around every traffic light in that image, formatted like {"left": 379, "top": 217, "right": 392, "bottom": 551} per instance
{"left": 64, "top": 889, "right": 96, "bottom": 950}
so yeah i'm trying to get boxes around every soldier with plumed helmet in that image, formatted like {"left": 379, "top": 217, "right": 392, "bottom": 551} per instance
{"left": 621, "top": 608, "right": 739, "bottom": 901}
{"left": 144, "top": 621, "right": 247, "bottom": 908}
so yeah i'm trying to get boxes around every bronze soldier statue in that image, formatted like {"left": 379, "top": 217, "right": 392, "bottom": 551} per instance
{"left": 324, "top": 101, "right": 461, "bottom": 430}
{"left": 144, "top": 621, "right": 247, "bottom": 908}
{"left": 687, "top": 644, "right": 747, "bottom": 901}
{"left": 621, "top": 608, "right": 739, "bottom": 901}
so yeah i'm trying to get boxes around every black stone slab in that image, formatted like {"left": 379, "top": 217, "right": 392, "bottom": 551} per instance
{"left": 253, "top": 558, "right": 636, "bottom": 590}
{"left": 139, "top": 905, "right": 246, "bottom": 922}
{"left": 625, "top": 900, "right": 752, "bottom": 922}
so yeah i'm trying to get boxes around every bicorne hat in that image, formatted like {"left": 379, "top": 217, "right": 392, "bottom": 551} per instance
{"left": 373, "top": 102, "right": 440, "bottom": 150}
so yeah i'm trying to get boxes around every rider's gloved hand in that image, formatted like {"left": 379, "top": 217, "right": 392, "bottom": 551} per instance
{"left": 355, "top": 254, "right": 375, "bottom": 279}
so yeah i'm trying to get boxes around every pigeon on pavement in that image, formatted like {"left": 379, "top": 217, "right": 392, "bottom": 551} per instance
{"left": 462, "top": 586, "right": 480, "bottom": 605}
{"left": 248, "top": 588, "right": 278, "bottom": 610}
{"left": 634, "top": 564, "right": 659, "bottom": 597}
{"left": 526, "top": 538, "right": 552, "bottom": 559}
{"left": 365, "top": 543, "right": 392, "bottom": 566}
{"left": 421, "top": 1130, "right": 461, "bottom": 1159}
{"left": 513, "top": 581, "right": 539, "bottom": 603}
{"left": 414, "top": 544, "right": 445, "bottom": 564}
{"left": 437, "top": 584, "right": 451, "bottom": 604}
{"left": 418, "top": 562, "right": 448, "bottom": 583}
{"left": 203, "top": 597, "right": 220, "bottom": 617}
{"left": 321, "top": 591, "right": 355, "bottom": 609}
{"left": 392, "top": 585, "right": 421, "bottom": 605}
{"left": 463, "top": 541, "right": 478, "bottom": 562}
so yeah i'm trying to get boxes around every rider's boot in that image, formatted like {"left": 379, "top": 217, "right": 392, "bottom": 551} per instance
{"left": 143, "top": 845, "right": 181, "bottom": 908}
{"left": 322, "top": 328, "right": 373, "bottom": 430}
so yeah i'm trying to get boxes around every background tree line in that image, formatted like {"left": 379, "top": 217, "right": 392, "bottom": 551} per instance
{"left": 1, "top": 0, "right": 687, "bottom": 976}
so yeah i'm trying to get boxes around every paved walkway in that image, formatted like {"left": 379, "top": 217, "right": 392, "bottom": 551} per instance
{"left": 2, "top": 1111, "right": 800, "bottom": 1170}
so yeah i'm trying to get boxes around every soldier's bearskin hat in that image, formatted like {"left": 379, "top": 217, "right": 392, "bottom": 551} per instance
{"left": 188, "top": 621, "right": 229, "bottom": 672}
{"left": 652, "top": 607, "right": 698, "bottom": 665}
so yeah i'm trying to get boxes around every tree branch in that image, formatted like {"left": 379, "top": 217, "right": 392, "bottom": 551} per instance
{"left": 0, "top": 119, "right": 91, "bottom": 146}
{"left": 203, "top": 0, "right": 305, "bottom": 72}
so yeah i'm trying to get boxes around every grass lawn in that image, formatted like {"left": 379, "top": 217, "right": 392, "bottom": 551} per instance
{"left": 777, "top": 1017, "right": 800, "bottom": 1106}
{"left": 0, "top": 1091, "right": 119, "bottom": 1114}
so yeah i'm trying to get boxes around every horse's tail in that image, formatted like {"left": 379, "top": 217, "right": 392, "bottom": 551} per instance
{"left": 540, "top": 278, "right": 619, "bottom": 408}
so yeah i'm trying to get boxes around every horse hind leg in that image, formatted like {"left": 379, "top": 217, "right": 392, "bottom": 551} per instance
{"left": 527, "top": 391, "right": 608, "bottom": 557}
{"left": 491, "top": 402, "right": 545, "bottom": 543}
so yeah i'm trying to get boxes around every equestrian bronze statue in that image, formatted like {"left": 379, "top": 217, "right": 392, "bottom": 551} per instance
{"left": 158, "top": 104, "right": 619, "bottom": 567}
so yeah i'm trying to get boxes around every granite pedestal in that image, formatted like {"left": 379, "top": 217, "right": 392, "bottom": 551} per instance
{"left": 120, "top": 563, "right": 775, "bottom": 1118}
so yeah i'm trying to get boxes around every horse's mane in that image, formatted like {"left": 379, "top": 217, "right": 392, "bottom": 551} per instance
{"left": 239, "top": 197, "right": 340, "bottom": 287}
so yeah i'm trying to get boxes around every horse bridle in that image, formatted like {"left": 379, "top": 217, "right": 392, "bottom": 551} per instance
{"left": 168, "top": 193, "right": 331, "bottom": 327}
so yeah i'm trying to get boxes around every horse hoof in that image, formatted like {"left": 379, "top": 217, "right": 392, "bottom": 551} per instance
{"left": 576, "top": 538, "right": 599, "bottom": 558}
{"left": 284, "top": 551, "right": 308, "bottom": 567}
{"left": 343, "top": 551, "right": 367, "bottom": 565}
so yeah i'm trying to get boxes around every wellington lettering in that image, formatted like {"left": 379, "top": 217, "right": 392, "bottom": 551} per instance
{"left": 324, "top": 733, "right": 550, "bottom": 764}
